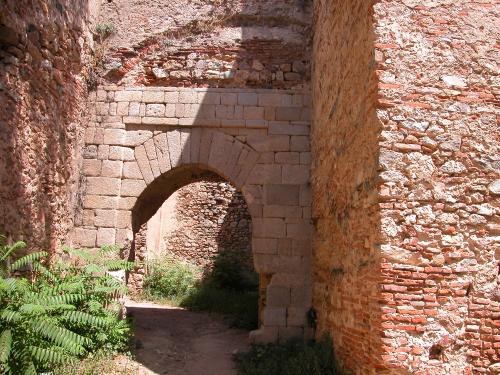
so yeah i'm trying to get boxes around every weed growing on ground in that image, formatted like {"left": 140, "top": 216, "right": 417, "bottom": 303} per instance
{"left": 234, "top": 336, "right": 343, "bottom": 375}
{"left": 142, "top": 253, "right": 259, "bottom": 330}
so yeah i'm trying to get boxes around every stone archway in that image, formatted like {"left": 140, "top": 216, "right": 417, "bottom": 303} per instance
{"left": 74, "top": 85, "right": 313, "bottom": 342}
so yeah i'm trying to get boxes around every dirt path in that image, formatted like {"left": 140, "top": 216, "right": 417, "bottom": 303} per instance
{"left": 114, "top": 300, "right": 250, "bottom": 375}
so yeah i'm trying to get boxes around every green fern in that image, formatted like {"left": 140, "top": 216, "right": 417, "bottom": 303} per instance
{"left": 0, "top": 236, "right": 133, "bottom": 373}
{"left": 0, "top": 330, "right": 11, "bottom": 363}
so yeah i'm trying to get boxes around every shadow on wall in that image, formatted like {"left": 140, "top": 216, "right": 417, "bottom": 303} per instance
{"left": 311, "top": 1, "right": 411, "bottom": 374}
{"left": 0, "top": 0, "right": 91, "bottom": 251}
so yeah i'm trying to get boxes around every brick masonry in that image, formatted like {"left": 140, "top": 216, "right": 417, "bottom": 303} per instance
{"left": 312, "top": 1, "right": 499, "bottom": 374}
{"left": 74, "top": 85, "right": 313, "bottom": 342}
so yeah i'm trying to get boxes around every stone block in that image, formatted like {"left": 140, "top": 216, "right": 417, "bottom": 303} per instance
{"left": 247, "top": 135, "right": 289, "bottom": 152}
{"left": 167, "top": 130, "right": 182, "bottom": 167}
{"left": 142, "top": 91, "right": 164, "bottom": 103}
{"left": 247, "top": 164, "right": 281, "bottom": 184}
{"left": 300, "top": 185, "right": 311, "bottom": 206}
{"left": 125, "top": 130, "right": 153, "bottom": 147}
{"left": 275, "top": 152, "right": 299, "bottom": 164}
{"left": 290, "top": 136, "right": 310, "bottom": 151}
{"left": 269, "top": 122, "right": 309, "bottom": 136}
{"left": 121, "top": 179, "right": 147, "bottom": 197}
{"left": 118, "top": 197, "right": 137, "bottom": 210}
{"left": 73, "top": 228, "right": 97, "bottom": 248}
{"left": 115, "top": 90, "right": 142, "bottom": 102}
{"left": 98, "top": 145, "right": 110, "bottom": 160}
{"left": 286, "top": 222, "right": 312, "bottom": 240}
{"left": 116, "top": 102, "right": 129, "bottom": 116}
{"left": 97, "top": 228, "right": 116, "bottom": 247}
{"left": 94, "top": 209, "right": 116, "bottom": 227}
{"left": 292, "top": 239, "right": 312, "bottom": 256}
{"left": 122, "top": 116, "right": 142, "bottom": 124}
{"left": 282, "top": 165, "right": 309, "bottom": 184}
{"left": 267, "top": 285, "right": 291, "bottom": 307}
{"left": 129, "top": 102, "right": 141, "bottom": 116}
{"left": 103, "top": 129, "right": 127, "bottom": 145}
{"left": 164, "top": 91, "right": 178, "bottom": 103}
{"left": 238, "top": 93, "right": 258, "bottom": 106}
{"left": 165, "top": 104, "right": 176, "bottom": 117}
{"left": 221, "top": 93, "right": 237, "bottom": 105}
{"left": 252, "top": 238, "right": 278, "bottom": 254}
{"left": 135, "top": 145, "right": 154, "bottom": 184}
{"left": 96, "top": 102, "right": 109, "bottom": 115}
{"left": 263, "top": 205, "right": 302, "bottom": 218}
{"left": 123, "top": 161, "right": 143, "bottom": 179}
{"left": 300, "top": 152, "right": 311, "bottom": 165}
{"left": 116, "top": 210, "right": 132, "bottom": 229}
{"left": 263, "top": 307, "right": 286, "bottom": 326}
{"left": 101, "top": 160, "right": 123, "bottom": 178}
{"left": 258, "top": 93, "right": 283, "bottom": 107}
{"left": 109, "top": 146, "right": 135, "bottom": 161}
{"left": 145, "top": 103, "right": 165, "bottom": 117}
{"left": 286, "top": 307, "right": 307, "bottom": 326}
{"left": 253, "top": 218, "right": 285, "bottom": 238}
{"left": 264, "top": 185, "right": 299, "bottom": 205}
{"left": 82, "top": 210, "right": 94, "bottom": 226}
{"left": 83, "top": 195, "right": 118, "bottom": 209}
{"left": 83, "top": 159, "right": 102, "bottom": 177}
{"left": 243, "top": 106, "right": 265, "bottom": 120}
{"left": 142, "top": 117, "right": 178, "bottom": 125}
{"left": 86, "top": 177, "right": 121, "bottom": 196}
{"left": 179, "top": 91, "right": 197, "bottom": 103}
{"left": 275, "top": 107, "right": 302, "bottom": 121}
{"left": 198, "top": 92, "right": 220, "bottom": 104}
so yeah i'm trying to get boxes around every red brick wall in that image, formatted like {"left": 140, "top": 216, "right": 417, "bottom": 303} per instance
{"left": 312, "top": 0, "right": 498, "bottom": 373}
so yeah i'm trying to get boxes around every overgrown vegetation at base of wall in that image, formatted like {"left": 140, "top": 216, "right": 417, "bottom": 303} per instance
{"left": 0, "top": 236, "right": 133, "bottom": 374}
{"left": 142, "top": 252, "right": 259, "bottom": 330}
{"left": 234, "top": 337, "right": 344, "bottom": 375}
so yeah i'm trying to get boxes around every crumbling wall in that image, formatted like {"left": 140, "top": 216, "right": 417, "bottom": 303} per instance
{"left": 96, "top": 0, "right": 311, "bottom": 88}
{"left": 0, "top": 0, "right": 99, "bottom": 251}
{"left": 312, "top": 0, "right": 499, "bottom": 374}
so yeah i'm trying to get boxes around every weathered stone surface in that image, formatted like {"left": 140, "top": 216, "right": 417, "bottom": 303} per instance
{"left": 86, "top": 177, "right": 121, "bottom": 196}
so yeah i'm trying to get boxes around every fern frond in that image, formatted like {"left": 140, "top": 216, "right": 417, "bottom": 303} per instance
{"left": 105, "top": 259, "right": 135, "bottom": 271}
{"left": 99, "top": 244, "right": 120, "bottom": 256}
{"left": 0, "top": 310, "right": 22, "bottom": 323}
{"left": 34, "top": 293, "right": 85, "bottom": 306}
{"left": 30, "top": 346, "right": 74, "bottom": 365}
{"left": 62, "top": 311, "right": 110, "bottom": 327}
{"left": 9, "top": 251, "right": 48, "bottom": 272}
{"left": 31, "top": 319, "right": 88, "bottom": 355}
{"left": 0, "top": 240, "right": 26, "bottom": 262}
{"left": 84, "top": 263, "right": 105, "bottom": 274}
{"left": 0, "top": 329, "right": 12, "bottom": 363}
{"left": 19, "top": 304, "right": 47, "bottom": 315}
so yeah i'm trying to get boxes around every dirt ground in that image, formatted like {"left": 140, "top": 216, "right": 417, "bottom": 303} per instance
{"left": 112, "top": 300, "right": 250, "bottom": 375}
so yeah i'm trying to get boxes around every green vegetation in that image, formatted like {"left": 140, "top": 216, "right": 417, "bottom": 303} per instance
{"left": 234, "top": 337, "right": 343, "bottom": 375}
{"left": 0, "top": 235, "right": 133, "bottom": 374}
{"left": 143, "top": 252, "right": 259, "bottom": 330}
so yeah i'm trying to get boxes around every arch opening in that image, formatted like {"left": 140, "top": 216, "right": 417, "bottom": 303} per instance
{"left": 127, "top": 164, "right": 261, "bottom": 330}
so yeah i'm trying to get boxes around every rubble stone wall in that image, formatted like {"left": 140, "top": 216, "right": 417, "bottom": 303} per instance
{"left": 159, "top": 178, "right": 252, "bottom": 271}
{"left": 312, "top": 0, "right": 499, "bottom": 374}
{"left": 0, "top": 0, "right": 99, "bottom": 251}
{"left": 96, "top": 0, "right": 311, "bottom": 88}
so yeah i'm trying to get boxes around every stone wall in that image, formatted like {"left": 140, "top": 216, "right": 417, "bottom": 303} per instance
{"left": 160, "top": 178, "right": 252, "bottom": 271}
{"left": 0, "top": 0, "right": 99, "bottom": 251}
{"left": 312, "top": 0, "right": 499, "bottom": 374}
{"left": 96, "top": 0, "right": 311, "bottom": 88}
{"left": 73, "top": 85, "right": 313, "bottom": 341}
